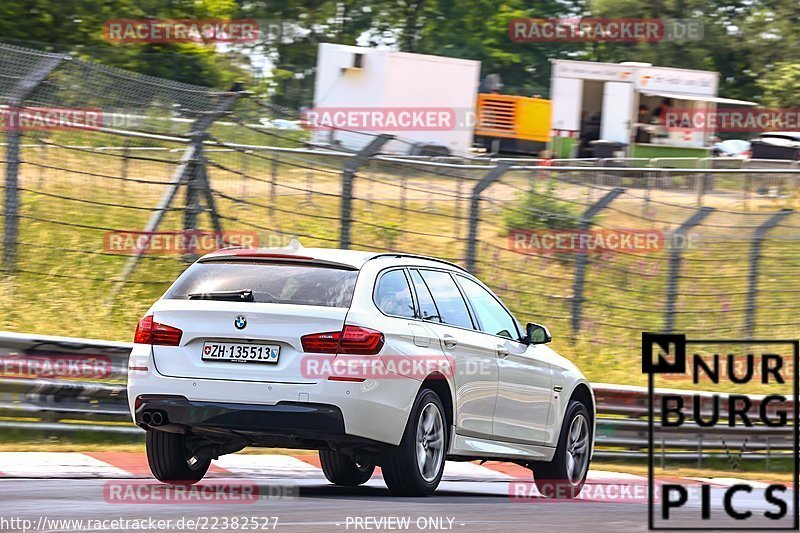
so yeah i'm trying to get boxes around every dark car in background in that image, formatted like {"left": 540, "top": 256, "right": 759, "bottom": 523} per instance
{"left": 750, "top": 132, "right": 800, "bottom": 160}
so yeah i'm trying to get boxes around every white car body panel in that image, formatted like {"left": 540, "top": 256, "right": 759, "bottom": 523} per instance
{"left": 128, "top": 247, "right": 595, "bottom": 462}
{"left": 152, "top": 300, "right": 348, "bottom": 384}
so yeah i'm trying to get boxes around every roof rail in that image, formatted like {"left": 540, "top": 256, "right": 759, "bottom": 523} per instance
{"left": 366, "top": 253, "right": 468, "bottom": 272}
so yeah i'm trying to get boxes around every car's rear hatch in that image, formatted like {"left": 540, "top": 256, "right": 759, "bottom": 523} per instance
{"left": 151, "top": 259, "right": 359, "bottom": 384}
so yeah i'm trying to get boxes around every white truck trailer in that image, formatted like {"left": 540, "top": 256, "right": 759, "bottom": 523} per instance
{"left": 549, "top": 59, "right": 756, "bottom": 158}
{"left": 310, "top": 43, "right": 481, "bottom": 156}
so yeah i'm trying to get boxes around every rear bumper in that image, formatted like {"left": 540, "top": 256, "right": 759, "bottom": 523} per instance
{"left": 127, "top": 344, "right": 421, "bottom": 447}
{"left": 135, "top": 396, "right": 359, "bottom": 445}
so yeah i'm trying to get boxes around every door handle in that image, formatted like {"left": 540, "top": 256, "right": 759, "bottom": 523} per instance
{"left": 496, "top": 345, "right": 509, "bottom": 358}
{"left": 442, "top": 334, "right": 458, "bottom": 348}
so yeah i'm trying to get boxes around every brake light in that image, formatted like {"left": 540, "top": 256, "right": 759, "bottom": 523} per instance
{"left": 134, "top": 315, "right": 183, "bottom": 346}
{"left": 301, "top": 325, "right": 384, "bottom": 355}
{"left": 203, "top": 249, "right": 315, "bottom": 260}
{"left": 300, "top": 331, "right": 340, "bottom": 353}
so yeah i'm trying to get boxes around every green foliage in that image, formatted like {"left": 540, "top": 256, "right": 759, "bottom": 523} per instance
{"left": 587, "top": 0, "right": 800, "bottom": 104}
{"left": 504, "top": 180, "right": 583, "bottom": 231}
{"left": 0, "top": 0, "right": 250, "bottom": 88}
{"left": 369, "top": 220, "right": 403, "bottom": 249}
{"left": 758, "top": 62, "right": 800, "bottom": 108}
{"left": 3, "top": 0, "right": 800, "bottom": 107}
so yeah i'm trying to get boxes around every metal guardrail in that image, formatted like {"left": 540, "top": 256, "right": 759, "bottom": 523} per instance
{"left": 0, "top": 332, "right": 793, "bottom": 467}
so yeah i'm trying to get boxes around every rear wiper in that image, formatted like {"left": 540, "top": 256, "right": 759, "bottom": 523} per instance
{"left": 188, "top": 289, "right": 255, "bottom": 302}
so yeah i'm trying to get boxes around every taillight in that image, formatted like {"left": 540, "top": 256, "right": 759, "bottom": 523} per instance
{"left": 134, "top": 315, "right": 183, "bottom": 346}
{"left": 339, "top": 326, "right": 384, "bottom": 354}
{"left": 300, "top": 331, "right": 340, "bottom": 353}
{"left": 301, "top": 325, "right": 384, "bottom": 355}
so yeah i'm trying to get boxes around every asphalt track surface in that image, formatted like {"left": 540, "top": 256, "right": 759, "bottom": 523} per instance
{"left": 1, "top": 477, "right": 651, "bottom": 533}
{"left": 0, "top": 452, "right": 792, "bottom": 532}
{"left": 1, "top": 475, "right": 794, "bottom": 533}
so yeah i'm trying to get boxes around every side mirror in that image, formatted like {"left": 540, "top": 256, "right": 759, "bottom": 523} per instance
{"left": 525, "top": 322, "right": 552, "bottom": 345}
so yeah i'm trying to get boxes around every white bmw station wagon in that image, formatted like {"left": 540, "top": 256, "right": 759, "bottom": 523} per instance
{"left": 128, "top": 243, "right": 595, "bottom": 497}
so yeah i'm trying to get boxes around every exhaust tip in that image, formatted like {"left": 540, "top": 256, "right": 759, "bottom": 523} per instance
{"left": 150, "top": 411, "right": 164, "bottom": 426}
{"left": 141, "top": 411, "right": 152, "bottom": 425}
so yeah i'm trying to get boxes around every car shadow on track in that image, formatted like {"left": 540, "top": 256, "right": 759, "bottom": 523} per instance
{"left": 295, "top": 483, "right": 517, "bottom": 501}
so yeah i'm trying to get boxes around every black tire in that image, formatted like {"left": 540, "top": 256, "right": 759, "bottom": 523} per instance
{"left": 533, "top": 400, "right": 592, "bottom": 499}
{"left": 146, "top": 431, "right": 210, "bottom": 485}
{"left": 382, "top": 389, "right": 447, "bottom": 496}
{"left": 319, "top": 450, "right": 375, "bottom": 486}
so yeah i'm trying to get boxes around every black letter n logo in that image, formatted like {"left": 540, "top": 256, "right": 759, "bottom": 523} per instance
{"left": 642, "top": 333, "right": 686, "bottom": 374}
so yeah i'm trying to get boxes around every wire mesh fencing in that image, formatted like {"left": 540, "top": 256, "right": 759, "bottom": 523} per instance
{"left": 2, "top": 42, "right": 800, "bottom": 387}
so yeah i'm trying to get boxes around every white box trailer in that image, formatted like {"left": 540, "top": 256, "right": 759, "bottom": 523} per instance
{"left": 549, "top": 60, "right": 756, "bottom": 158}
{"left": 311, "top": 43, "right": 481, "bottom": 156}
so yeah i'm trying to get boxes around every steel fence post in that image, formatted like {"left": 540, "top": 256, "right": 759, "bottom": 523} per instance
{"left": 644, "top": 169, "right": 653, "bottom": 219}
{"left": 571, "top": 188, "right": 625, "bottom": 334}
{"left": 36, "top": 135, "right": 45, "bottom": 189}
{"left": 695, "top": 172, "right": 705, "bottom": 205}
{"left": 2, "top": 53, "right": 65, "bottom": 272}
{"left": 121, "top": 139, "right": 130, "bottom": 194}
{"left": 239, "top": 148, "right": 248, "bottom": 199}
{"left": 112, "top": 85, "right": 245, "bottom": 292}
{"left": 270, "top": 157, "right": 277, "bottom": 219}
{"left": 339, "top": 135, "right": 392, "bottom": 249}
{"left": 744, "top": 171, "right": 751, "bottom": 209}
{"left": 664, "top": 207, "right": 715, "bottom": 333}
{"left": 697, "top": 435, "right": 702, "bottom": 469}
{"left": 183, "top": 133, "right": 204, "bottom": 239}
{"left": 745, "top": 209, "right": 792, "bottom": 338}
{"left": 465, "top": 163, "right": 510, "bottom": 271}
{"left": 3, "top": 128, "right": 22, "bottom": 272}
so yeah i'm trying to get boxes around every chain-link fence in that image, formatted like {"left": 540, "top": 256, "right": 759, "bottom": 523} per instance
{"left": 2, "top": 43, "right": 799, "bottom": 387}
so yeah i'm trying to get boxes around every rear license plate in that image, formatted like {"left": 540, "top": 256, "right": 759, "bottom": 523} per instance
{"left": 202, "top": 342, "right": 280, "bottom": 364}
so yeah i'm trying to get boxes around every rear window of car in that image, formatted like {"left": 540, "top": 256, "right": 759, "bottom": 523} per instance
{"left": 165, "top": 261, "right": 358, "bottom": 308}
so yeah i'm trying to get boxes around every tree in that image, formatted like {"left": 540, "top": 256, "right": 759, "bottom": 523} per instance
{"left": 758, "top": 62, "right": 800, "bottom": 108}
{"left": 588, "top": 0, "right": 800, "bottom": 104}
{"left": 0, "top": 0, "right": 250, "bottom": 88}
{"left": 394, "top": 0, "right": 588, "bottom": 97}
{"left": 242, "top": 0, "right": 384, "bottom": 108}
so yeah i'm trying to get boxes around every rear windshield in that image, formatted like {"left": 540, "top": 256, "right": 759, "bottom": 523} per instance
{"left": 165, "top": 261, "right": 358, "bottom": 308}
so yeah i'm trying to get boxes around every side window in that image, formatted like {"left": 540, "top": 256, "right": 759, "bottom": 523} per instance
{"left": 457, "top": 276, "right": 519, "bottom": 339}
{"left": 419, "top": 270, "right": 474, "bottom": 329}
{"left": 409, "top": 269, "right": 440, "bottom": 321}
{"left": 375, "top": 269, "right": 415, "bottom": 318}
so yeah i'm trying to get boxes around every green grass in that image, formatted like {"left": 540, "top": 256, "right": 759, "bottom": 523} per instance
{"left": 594, "top": 458, "right": 795, "bottom": 483}
{"left": 1, "top": 134, "right": 799, "bottom": 394}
